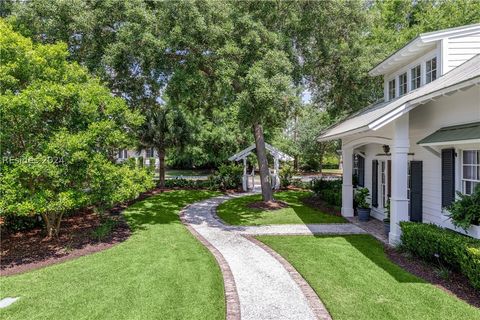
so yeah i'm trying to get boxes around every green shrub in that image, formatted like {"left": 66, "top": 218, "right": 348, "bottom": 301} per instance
{"left": 210, "top": 163, "right": 243, "bottom": 190}
{"left": 3, "top": 213, "right": 42, "bottom": 232}
{"left": 279, "top": 164, "right": 295, "bottom": 188}
{"left": 447, "top": 184, "right": 480, "bottom": 231}
{"left": 310, "top": 178, "right": 342, "bottom": 207}
{"left": 354, "top": 187, "right": 370, "bottom": 209}
{"left": 400, "top": 222, "right": 480, "bottom": 290}
{"left": 291, "top": 178, "right": 308, "bottom": 189}
{"left": 164, "top": 178, "right": 212, "bottom": 189}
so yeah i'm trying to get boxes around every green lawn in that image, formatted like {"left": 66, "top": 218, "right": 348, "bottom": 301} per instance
{"left": 0, "top": 190, "right": 224, "bottom": 320}
{"left": 257, "top": 235, "right": 480, "bottom": 320}
{"left": 216, "top": 191, "right": 346, "bottom": 225}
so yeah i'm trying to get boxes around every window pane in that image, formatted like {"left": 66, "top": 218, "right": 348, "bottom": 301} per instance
{"left": 465, "top": 181, "right": 472, "bottom": 195}
{"left": 463, "top": 150, "right": 478, "bottom": 164}
{"left": 463, "top": 166, "right": 475, "bottom": 180}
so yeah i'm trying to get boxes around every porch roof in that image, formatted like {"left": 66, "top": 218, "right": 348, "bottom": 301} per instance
{"left": 318, "top": 54, "right": 480, "bottom": 142}
{"left": 417, "top": 122, "right": 480, "bottom": 146}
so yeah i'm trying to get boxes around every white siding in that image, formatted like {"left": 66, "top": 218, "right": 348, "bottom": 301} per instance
{"left": 345, "top": 86, "right": 480, "bottom": 238}
{"left": 445, "top": 33, "right": 480, "bottom": 72}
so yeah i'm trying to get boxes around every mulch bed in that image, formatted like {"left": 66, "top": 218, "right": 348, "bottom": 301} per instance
{"left": 0, "top": 187, "right": 175, "bottom": 276}
{"left": 385, "top": 247, "right": 480, "bottom": 308}
{"left": 301, "top": 195, "right": 342, "bottom": 217}
{"left": 247, "top": 200, "right": 289, "bottom": 211}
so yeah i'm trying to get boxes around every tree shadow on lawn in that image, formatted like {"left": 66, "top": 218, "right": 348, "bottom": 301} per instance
{"left": 338, "top": 234, "right": 424, "bottom": 283}
{"left": 124, "top": 190, "right": 213, "bottom": 232}
{"left": 217, "top": 191, "right": 346, "bottom": 226}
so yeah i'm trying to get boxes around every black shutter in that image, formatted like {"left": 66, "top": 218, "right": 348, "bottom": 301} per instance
{"left": 372, "top": 160, "right": 378, "bottom": 208}
{"left": 441, "top": 149, "right": 455, "bottom": 207}
{"left": 358, "top": 156, "right": 365, "bottom": 187}
{"left": 409, "top": 161, "right": 423, "bottom": 222}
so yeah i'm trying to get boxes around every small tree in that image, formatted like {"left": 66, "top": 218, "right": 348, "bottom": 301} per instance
{"left": 0, "top": 21, "right": 150, "bottom": 237}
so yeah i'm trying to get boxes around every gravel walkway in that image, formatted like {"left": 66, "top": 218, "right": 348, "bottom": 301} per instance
{"left": 181, "top": 193, "right": 367, "bottom": 320}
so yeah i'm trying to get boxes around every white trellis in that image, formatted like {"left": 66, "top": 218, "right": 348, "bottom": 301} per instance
{"left": 228, "top": 143, "right": 294, "bottom": 191}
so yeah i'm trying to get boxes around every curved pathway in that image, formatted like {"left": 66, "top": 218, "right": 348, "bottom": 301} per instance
{"left": 180, "top": 193, "right": 366, "bottom": 320}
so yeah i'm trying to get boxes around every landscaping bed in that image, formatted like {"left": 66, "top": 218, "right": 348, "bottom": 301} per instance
{"left": 1, "top": 211, "right": 129, "bottom": 276}
{"left": 385, "top": 246, "right": 480, "bottom": 308}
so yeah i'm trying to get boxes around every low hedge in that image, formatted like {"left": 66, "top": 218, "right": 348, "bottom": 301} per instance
{"left": 164, "top": 178, "right": 211, "bottom": 189}
{"left": 310, "top": 178, "right": 342, "bottom": 207}
{"left": 400, "top": 222, "right": 480, "bottom": 290}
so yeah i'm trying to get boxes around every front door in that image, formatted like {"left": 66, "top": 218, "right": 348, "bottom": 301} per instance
{"left": 409, "top": 161, "right": 423, "bottom": 222}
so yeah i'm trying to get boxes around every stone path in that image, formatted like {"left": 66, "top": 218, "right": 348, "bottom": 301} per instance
{"left": 180, "top": 193, "right": 367, "bottom": 320}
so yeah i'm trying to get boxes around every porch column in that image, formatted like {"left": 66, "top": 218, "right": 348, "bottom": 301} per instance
{"left": 390, "top": 113, "right": 410, "bottom": 245}
{"left": 341, "top": 146, "right": 354, "bottom": 217}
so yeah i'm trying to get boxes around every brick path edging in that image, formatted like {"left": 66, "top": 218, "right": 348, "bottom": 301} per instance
{"left": 179, "top": 205, "right": 241, "bottom": 320}
{"left": 246, "top": 236, "right": 332, "bottom": 320}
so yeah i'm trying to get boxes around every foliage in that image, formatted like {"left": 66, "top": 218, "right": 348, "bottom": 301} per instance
{"left": 310, "top": 178, "right": 342, "bottom": 207}
{"left": 164, "top": 178, "right": 211, "bottom": 190}
{"left": 0, "top": 20, "right": 150, "bottom": 237}
{"left": 209, "top": 163, "right": 243, "bottom": 190}
{"left": 447, "top": 185, "right": 480, "bottom": 231}
{"left": 279, "top": 164, "right": 295, "bottom": 189}
{"left": 91, "top": 218, "right": 117, "bottom": 242}
{"left": 354, "top": 187, "right": 371, "bottom": 209}
{"left": 400, "top": 222, "right": 480, "bottom": 290}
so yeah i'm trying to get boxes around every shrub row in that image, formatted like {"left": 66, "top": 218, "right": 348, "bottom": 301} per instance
{"left": 310, "top": 178, "right": 342, "bottom": 207}
{"left": 164, "top": 163, "right": 243, "bottom": 191}
{"left": 400, "top": 222, "right": 480, "bottom": 290}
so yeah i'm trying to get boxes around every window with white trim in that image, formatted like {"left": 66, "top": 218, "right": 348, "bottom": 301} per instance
{"left": 146, "top": 147, "right": 155, "bottom": 158}
{"left": 462, "top": 150, "right": 480, "bottom": 195}
{"left": 388, "top": 79, "right": 396, "bottom": 100}
{"left": 118, "top": 149, "right": 128, "bottom": 159}
{"left": 399, "top": 72, "right": 407, "bottom": 96}
{"left": 426, "top": 57, "right": 437, "bottom": 84}
{"left": 410, "top": 65, "right": 421, "bottom": 90}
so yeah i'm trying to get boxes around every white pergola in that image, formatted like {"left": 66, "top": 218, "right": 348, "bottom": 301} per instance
{"left": 228, "top": 143, "right": 293, "bottom": 191}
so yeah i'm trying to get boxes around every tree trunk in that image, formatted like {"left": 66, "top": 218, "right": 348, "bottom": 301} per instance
{"left": 41, "top": 212, "right": 63, "bottom": 238}
{"left": 157, "top": 147, "right": 166, "bottom": 188}
{"left": 253, "top": 123, "right": 273, "bottom": 202}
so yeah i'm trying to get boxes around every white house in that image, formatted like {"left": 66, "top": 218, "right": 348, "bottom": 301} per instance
{"left": 318, "top": 23, "right": 480, "bottom": 244}
{"left": 116, "top": 147, "right": 160, "bottom": 168}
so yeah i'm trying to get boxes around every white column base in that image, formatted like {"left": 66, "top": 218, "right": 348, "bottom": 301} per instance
{"left": 341, "top": 207, "right": 354, "bottom": 217}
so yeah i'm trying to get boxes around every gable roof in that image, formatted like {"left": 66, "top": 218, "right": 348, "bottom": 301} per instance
{"left": 318, "top": 54, "right": 480, "bottom": 142}
{"left": 369, "top": 23, "right": 480, "bottom": 76}
{"left": 228, "top": 143, "right": 293, "bottom": 161}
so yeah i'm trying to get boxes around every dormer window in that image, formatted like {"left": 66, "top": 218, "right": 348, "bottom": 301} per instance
{"left": 411, "top": 65, "right": 421, "bottom": 90}
{"left": 399, "top": 73, "right": 408, "bottom": 96}
{"left": 388, "top": 79, "right": 396, "bottom": 100}
{"left": 426, "top": 57, "right": 437, "bottom": 83}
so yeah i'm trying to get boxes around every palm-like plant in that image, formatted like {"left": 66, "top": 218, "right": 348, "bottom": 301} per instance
{"left": 137, "top": 103, "right": 192, "bottom": 188}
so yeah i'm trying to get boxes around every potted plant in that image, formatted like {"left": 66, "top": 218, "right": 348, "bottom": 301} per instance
{"left": 355, "top": 187, "right": 371, "bottom": 221}
{"left": 383, "top": 199, "right": 390, "bottom": 235}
